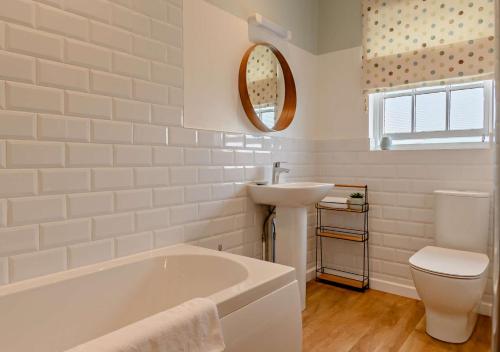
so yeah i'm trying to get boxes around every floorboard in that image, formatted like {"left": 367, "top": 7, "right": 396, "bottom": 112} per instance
{"left": 302, "top": 281, "right": 491, "bottom": 352}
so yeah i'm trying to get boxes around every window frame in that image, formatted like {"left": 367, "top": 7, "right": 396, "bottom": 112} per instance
{"left": 371, "top": 80, "right": 494, "bottom": 149}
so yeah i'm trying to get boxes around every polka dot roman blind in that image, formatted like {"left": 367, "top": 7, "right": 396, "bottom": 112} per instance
{"left": 247, "top": 45, "right": 279, "bottom": 108}
{"left": 362, "top": 0, "right": 496, "bottom": 93}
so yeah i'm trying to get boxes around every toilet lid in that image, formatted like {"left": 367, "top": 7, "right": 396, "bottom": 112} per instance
{"left": 409, "top": 246, "right": 489, "bottom": 278}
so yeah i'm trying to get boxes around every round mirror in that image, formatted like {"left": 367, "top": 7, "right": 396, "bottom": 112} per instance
{"left": 238, "top": 43, "right": 296, "bottom": 132}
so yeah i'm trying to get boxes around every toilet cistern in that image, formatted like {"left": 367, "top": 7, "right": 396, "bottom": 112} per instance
{"left": 272, "top": 161, "right": 289, "bottom": 184}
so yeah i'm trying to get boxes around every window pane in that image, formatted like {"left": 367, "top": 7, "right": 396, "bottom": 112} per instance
{"left": 384, "top": 96, "right": 412, "bottom": 134}
{"left": 415, "top": 92, "right": 446, "bottom": 132}
{"left": 261, "top": 110, "right": 276, "bottom": 129}
{"left": 450, "top": 88, "right": 484, "bottom": 130}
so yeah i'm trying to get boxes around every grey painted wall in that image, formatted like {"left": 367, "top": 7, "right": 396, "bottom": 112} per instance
{"left": 318, "top": 0, "right": 362, "bottom": 54}
{"left": 204, "top": 0, "right": 362, "bottom": 55}
{"left": 204, "top": 0, "right": 319, "bottom": 54}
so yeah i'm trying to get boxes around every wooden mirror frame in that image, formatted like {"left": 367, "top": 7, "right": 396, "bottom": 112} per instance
{"left": 238, "top": 43, "right": 297, "bottom": 132}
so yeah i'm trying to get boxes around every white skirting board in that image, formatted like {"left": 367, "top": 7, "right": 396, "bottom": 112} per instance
{"left": 305, "top": 267, "right": 492, "bottom": 317}
{"left": 306, "top": 267, "right": 316, "bottom": 282}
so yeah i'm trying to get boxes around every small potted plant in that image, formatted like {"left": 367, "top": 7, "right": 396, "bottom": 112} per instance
{"left": 348, "top": 192, "right": 365, "bottom": 210}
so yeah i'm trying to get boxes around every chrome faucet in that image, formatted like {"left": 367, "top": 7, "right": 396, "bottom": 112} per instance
{"left": 272, "top": 161, "right": 289, "bottom": 184}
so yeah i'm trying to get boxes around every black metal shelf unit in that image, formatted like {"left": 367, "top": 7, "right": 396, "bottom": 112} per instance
{"left": 315, "top": 184, "right": 369, "bottom": 290}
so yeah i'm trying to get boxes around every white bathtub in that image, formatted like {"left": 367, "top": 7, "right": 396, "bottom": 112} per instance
{"left": 0, "top": 244, "right": 302, "bottom": 352}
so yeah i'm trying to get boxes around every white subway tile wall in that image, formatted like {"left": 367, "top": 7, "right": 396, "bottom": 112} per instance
{"left": 316, "top": 139, "right": 494, "bottom": 304}
{"left": 0, "top": 0, "right": 318, "bottom": 285}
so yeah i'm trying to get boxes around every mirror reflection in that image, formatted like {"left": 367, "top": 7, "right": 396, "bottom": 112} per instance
{"left": 246, "top": 45, "right": 286, "bottom": 130}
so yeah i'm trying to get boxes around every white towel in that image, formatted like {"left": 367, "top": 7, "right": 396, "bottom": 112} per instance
{"left": 66, "top": 298, "right": 225, "bottom": 352}
{"left": 319, "top": 196, "right": 348, "bottom": 209}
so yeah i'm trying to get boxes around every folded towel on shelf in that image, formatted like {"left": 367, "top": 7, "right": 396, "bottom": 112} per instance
{"left": 319, "top": 196, "right": 348, "bottom": 209}
{"left": 66, "top": 298, "right": 225, "bottom": 352}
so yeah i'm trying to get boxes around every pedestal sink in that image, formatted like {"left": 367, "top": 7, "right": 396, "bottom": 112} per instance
{"left": 248, "top": 182, "right": 334, "bottom": 309}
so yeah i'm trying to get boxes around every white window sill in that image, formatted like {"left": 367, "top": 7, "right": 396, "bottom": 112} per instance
{"left": 370, "top": 141, "right": 492, "bottom": 152}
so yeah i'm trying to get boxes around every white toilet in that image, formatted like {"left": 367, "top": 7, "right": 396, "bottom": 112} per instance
{"left": 409, "top": 190, "right": 490, "bottom": 343}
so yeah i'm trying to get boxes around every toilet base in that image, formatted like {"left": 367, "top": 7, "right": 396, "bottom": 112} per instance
{"left": 425, "top": 307, "right": 478, "bottom": 343}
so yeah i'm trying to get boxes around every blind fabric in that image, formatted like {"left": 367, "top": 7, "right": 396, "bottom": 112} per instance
{"left": 362, "top": 0, "right": 496, "bottom": 93}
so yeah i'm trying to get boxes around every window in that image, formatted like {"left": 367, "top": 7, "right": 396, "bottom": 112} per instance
{"left": 254, "top": 105, "right": 277, "bottom": 130}
{"left": 370, "top": 81, "right": 494, "bottom": 149}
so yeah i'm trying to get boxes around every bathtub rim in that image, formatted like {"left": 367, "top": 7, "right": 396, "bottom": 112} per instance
{"left": 0, "top": 244, "right": 297, "bottom": 317}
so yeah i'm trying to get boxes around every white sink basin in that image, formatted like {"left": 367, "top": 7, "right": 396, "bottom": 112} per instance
{"left": 248, "top": 182, "right": 334, "bottom": 207}
{"left": 247, "top": 181, "right": 334, "bottom": 311}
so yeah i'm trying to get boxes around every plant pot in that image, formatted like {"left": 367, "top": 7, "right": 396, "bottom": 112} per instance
{"left": 348, "top": 197, "right": 364, "bottom": 211}
{"left": 380, "top": 136, "right": 392, "bottom": 150}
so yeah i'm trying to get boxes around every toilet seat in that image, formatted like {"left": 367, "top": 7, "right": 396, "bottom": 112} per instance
{"left": 409, "top": 246, "right": 489, "bottom": 280}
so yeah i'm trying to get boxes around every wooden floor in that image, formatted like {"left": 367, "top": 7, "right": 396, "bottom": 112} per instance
{"left": 303, "top": 281, "right": 491, "bottom": 352}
